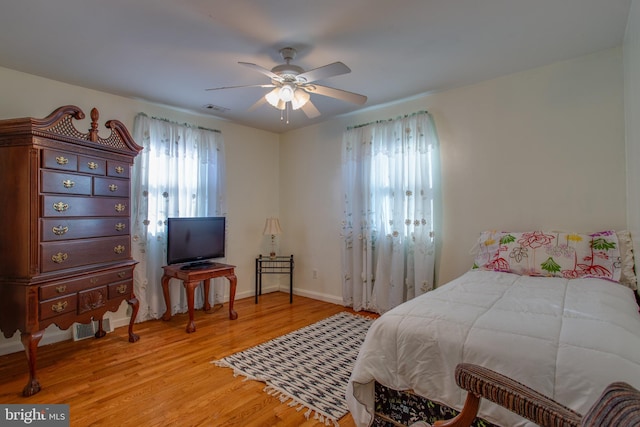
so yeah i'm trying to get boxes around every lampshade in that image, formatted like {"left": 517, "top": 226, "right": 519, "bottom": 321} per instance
{"left": 263, "top": 217, "right": 282, "bottom": 236}
{"left": 291, "top": 89, "right": 310, "bottom": 110}
{"left": 278, "top": 84, "right": 295, "bottom": 102}
{"left": 265, "top": 88, "right": 286, "bottom": 110}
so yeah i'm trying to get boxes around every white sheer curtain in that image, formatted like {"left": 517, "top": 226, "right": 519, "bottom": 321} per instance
{"left": 341, "top": 111, "right": 441, "bottom": 313}
{"left": 131, "top": 114, "right": 226, "bottom": 322}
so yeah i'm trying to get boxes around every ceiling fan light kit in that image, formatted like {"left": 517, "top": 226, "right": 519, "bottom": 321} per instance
{"left": 206, "top": 47, "right": 367, "bottom": 125}
{"left": 291, "top": 90, "right": 310, "bottom": 110}
{"left": 277, "top": 83, "right": 295, "bottom": 102}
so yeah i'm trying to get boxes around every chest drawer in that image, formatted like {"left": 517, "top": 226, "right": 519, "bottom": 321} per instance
{"left": 41, "top": 218, "right": 129, "bottom": 241}
{"left": 39, "top": 294, "right": 78, "bottom": 321}
{"left": 107, "top": 160, "right": 130, "bottom": 178}
{"left": 42, "top": 195, "right": 129, "bottom": 217}
{"left": 39, "top": 267, "right": 133, "bottom": 300}
{"left": 78, "top": 156, "right": 106, "bottom": 175}
{"left": 108, "top": 279, "right": 133, "bottom": 299}
{"left": 42, "top": 149, "right": 78, "bottom": 172}
{"left": 41, "top": 170, "right": 92, "bottom": 195}
{"left": 93, "top": 176, "right": 129, "bottom": 197}
{"left": 41, "top": 236, "right": 131, "bottom": 272}
{"left": 78, "top": 286, "right": 108, "bottom": 314}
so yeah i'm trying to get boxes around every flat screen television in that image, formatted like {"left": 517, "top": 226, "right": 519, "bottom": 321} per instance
{"left": 166, "top": 216, "right": 226, "bottom": 269}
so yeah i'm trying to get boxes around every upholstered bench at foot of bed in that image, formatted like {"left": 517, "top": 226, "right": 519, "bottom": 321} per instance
{"left": 432, "top": 363, "right": 640, "bottom": 427}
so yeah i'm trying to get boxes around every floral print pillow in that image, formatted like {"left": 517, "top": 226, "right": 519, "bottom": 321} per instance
{"left": 474, "top": 230, "right": 622, "bottom": 282}
{"left": 472, "top": 230, "right": 503, "bottom": 270}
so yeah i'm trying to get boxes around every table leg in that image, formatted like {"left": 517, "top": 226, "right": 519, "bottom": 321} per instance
{"left": 255, "top": 258, "right": 259, "bottom": 304}
{"left": 184, "top": 281, "right": 198, "bottom": 333}
{"left": 161, "top": 274, "right": 172, "bottom": 321}
{"left": 227, "top": 273, "right": 238, "bottom": 320}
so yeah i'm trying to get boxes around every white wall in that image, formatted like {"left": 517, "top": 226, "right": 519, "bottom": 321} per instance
{"left": 0, "top": 66, "right": 281, "bottom": 353}
{"left": 626, "top": 0, "right": 640, "bottom": 257}
{"left": 280, "top": 47, "right": 626, "bottom": 302}
{"left": 0, "top": 42, "right": 630, "bottom": 352}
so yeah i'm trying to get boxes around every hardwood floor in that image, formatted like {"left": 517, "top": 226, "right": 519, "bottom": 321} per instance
{"left": 0, "top": 292, "right": 376, "bottom": 426}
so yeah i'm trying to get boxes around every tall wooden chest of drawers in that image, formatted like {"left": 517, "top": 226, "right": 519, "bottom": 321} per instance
{"left": 0, "top": 105, "right": 142, "bottom": 396}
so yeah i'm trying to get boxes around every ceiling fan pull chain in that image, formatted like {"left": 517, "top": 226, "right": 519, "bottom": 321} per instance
{"left": 280, "top": 109, "right": 284, "bottom": 121}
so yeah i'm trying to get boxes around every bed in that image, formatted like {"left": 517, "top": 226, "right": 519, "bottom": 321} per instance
{"left": 346, "top": 230, "right": 640, "bottom": 427}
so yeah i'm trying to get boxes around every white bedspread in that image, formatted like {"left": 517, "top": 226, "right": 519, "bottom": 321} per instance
{"left": 347, "top": 270, "right": 640, "bottom": 426}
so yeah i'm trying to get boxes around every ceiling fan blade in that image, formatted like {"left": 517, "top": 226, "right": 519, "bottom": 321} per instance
{"left": 300, "top": 100, "right": 321, "bottom": 119}
{"left": 304, "top": 84, "right": 367, "bottom": 105}
{"left": 296, "top": 62, "right": 351, "bottom": 83}
{"left": 247, "top": 96, "right": 267, "bottom": 112}
{"left": 238, "top": 62, "right": 281, "bottom": 80}
{"left": 205, "top": 83, "right": 275, "bottom": 91}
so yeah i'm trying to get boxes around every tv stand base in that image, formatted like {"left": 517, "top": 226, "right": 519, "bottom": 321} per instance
{"left": 161, "top": 263, "right": 237, "bottom": 333}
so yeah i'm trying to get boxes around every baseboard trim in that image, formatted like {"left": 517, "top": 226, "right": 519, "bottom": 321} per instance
{"left": 286, "top": 286, "right": 343, "bottom": 305}
{"left": 0, "top": 327, "right": 72, "bottom": 356}
{"left": 0, "top": 287, "right": 344, "bottom": 356}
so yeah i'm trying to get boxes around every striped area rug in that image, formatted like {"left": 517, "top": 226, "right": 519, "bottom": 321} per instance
{"left": 212, "top": 312, "right": 374, "bottom": 426}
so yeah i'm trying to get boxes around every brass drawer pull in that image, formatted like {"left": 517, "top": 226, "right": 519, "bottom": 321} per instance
{"left": 52, "top": 225, "right": 68, "bottom": 236}
{"left": 90, "top": 278, "right": 99, "bottom": 284}
{"left": 116, "top": 284, "right": 128, "bottom": 294}
{"left": 56, "top": 156, "right": 69, "bottom": 165}
{"left": 115, "top": 223, "right": 126, "bottom": 231}
{"left": 62, "top": 179, "right": 75, "bottom": 189}
{"left": 51, "top": 252, "right": 68, "bottom": 264}
{"left": 115, "top": 203, "right": 126, "bottom": 212}
{"left": 55, "top": 285, "right": 67, "bottom": 293}
{"left": 51, "top": 301, "right": 68, "bottom": 313}
{"left": 53, "top": 202, "right": 69, "bottom": 212}
{"left": 114, "top": 245, "right": 125, "bottom": 254}
{"left": 109, "top": 184, "right": 118, "bottom": 192}
{"left": 117, "top": 271, "right": 126, "bottom": 278}
{"left": 87, "top": 161, "right": 98, "bottom": 170}
{"left": 115, "top": 166, "right": 124, "bottom": 174}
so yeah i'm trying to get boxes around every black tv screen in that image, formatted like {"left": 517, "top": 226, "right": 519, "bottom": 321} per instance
{"left": 166, "top": 216, "right": 226, "bottom": 266}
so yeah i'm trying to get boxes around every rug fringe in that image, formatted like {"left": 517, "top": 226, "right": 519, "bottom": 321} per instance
{"left": 211, "top": 360, "right": 262, "bottom": 382}
{"left": 263, "top": 385, "right": 340, "bottom": 427}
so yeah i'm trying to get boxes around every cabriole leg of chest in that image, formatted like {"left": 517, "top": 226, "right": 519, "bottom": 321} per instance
{"left": 127, "top": 295, "right": 140, "bottom": 343}
{"left": 20, "top": 329, "right": 44, "bottom": 396}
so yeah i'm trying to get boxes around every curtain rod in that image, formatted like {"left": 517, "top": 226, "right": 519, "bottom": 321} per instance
{"left": 137, "top": 112, "right": 222, "bottom": 134}
{"left": 347, "top": 110, "right": 429, "bottom": 130}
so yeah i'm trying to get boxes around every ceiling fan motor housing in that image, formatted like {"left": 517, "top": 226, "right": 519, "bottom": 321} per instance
{"left": 271, "top": 47, "right": 306, "bottom": 82}
{"left": 271, "top": 63, "right": 304, "bottom": 80}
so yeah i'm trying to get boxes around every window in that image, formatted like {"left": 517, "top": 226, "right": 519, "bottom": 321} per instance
{"left": 341, "top": 111, "right": 440, "bottom": 313}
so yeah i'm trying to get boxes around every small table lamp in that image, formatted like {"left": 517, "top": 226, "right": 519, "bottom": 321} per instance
{"left": 263, "top": 217, "right": 282, "bottom": 258}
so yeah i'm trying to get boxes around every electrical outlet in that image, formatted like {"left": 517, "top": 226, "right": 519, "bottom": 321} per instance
{"left": 312, "top": 269, "right": 318, "bottom": 279}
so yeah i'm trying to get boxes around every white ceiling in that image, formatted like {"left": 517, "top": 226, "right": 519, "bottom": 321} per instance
{"left": 0, "top": 0, "right": 631, "bottom": 133}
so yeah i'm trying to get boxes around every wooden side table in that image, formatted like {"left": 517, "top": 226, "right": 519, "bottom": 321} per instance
{"left": 161, "top": 262, "right": 238, "bottom": 333}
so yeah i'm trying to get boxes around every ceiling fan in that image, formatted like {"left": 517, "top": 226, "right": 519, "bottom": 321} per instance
{"left": 206, "top": 47, "right": 367, "bottom": 123}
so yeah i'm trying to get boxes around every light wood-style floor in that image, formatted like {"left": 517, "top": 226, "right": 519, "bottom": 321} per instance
{"left": 0, "top": 292, "right": 376, "bottom": 427}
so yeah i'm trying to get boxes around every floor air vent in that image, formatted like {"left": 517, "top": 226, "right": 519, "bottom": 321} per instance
{"left": 73, "top": 319, "right": 113, "bottom": 341}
